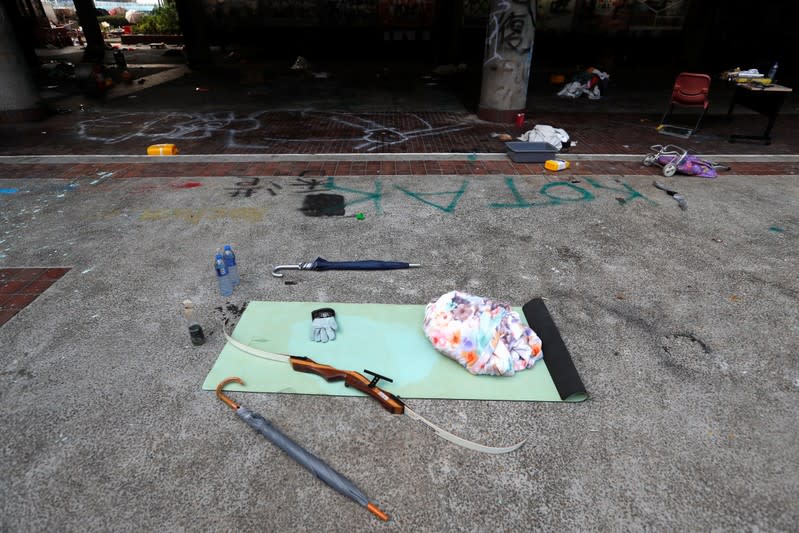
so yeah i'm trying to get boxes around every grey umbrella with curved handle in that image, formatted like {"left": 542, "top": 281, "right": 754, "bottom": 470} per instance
{"left": 216, "top": 377, "right": 389, "bottom": 521}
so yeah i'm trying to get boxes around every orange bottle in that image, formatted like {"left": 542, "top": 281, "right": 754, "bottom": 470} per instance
{"left": 147, "top": 144, "right": 179, "bottom": 156}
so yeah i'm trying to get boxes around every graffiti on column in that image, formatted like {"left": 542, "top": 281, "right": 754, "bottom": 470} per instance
{"left": 484, "top": 0, "right": 536, "bottom": 65}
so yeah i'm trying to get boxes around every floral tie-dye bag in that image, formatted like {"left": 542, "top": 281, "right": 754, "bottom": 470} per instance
{"left": 423, "top": 291, "right": 544, "bottom": 376}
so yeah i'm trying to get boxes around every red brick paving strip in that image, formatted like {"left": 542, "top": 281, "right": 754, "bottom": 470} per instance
{"left": 0, "top": 160, "right": 797, "bottom": 180}
{"left": 0, "top": 268, "right": 70, "bottom": 327}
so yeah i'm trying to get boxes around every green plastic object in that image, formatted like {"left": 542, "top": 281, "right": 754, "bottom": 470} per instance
{"left": 202, "top": 301, "right": 566, "bottom": 402}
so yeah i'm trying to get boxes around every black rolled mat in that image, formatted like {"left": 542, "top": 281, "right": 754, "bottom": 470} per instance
{"left": 523, "top": 298, "right": 588, "bottom": 402}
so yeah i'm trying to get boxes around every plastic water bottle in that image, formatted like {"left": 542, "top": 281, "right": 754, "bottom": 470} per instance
{"left": 223, "top": 244, "right": 240, "bottom": 286}
{"left": 768, "top": 62, "right": 778, "bottom": 81}
{"left": 214, "top": 252, "right": 233, "bottom": 296}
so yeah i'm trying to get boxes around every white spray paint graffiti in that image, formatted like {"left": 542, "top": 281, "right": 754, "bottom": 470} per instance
{"left": 327, "top": 114, "right": 469, "bottom": 152}
{"left": 76, "top": 111, "right": 262, "bottom": 145}
{"left": 76, "top": 111, "right": 470, "bottom": 152}
{"left": 484, "top": 0, "right": 536, "bottom": 67}
{"left": 485, "top": 0, "right": 512, "bottom": 65}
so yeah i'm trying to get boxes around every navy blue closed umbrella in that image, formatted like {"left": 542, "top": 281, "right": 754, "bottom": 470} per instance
{"left": 272, "top": 257, "right": 420, "bottom": 277}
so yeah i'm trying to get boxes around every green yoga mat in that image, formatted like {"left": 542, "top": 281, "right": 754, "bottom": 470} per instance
{"left": 202, "top": 300, "right": 587, "bottom": 402}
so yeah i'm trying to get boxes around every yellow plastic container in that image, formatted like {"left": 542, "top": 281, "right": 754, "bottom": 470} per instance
{"left": 544, "top": 159, "right": 570, "bottom": 171}
{"left": 147, "top": 144, "right": 179, "bottom": 156}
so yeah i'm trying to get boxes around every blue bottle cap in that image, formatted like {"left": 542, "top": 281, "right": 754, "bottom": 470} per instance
{"left": 223, "top": 244, "right": 232, "bottom": 250}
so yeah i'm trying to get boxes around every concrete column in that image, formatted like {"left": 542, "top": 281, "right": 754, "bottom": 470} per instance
{"left": 477, "top": 0, "right": 536, "bottom": 122}
{"left": 0, "top": 1, "right": 42, "bottom": 121}
{"left": 174, "top": 0, "right": 211, "bottom": 67}
{"left": 72, "top": 0, "right": 106, "bottom": 63}
{"left": 3, "top": 0, "right": 43, "bottom": 70}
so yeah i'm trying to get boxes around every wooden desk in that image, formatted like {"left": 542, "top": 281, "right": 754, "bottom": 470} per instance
{"left": 728, "top": 83, "right": 793, "bottom": 145}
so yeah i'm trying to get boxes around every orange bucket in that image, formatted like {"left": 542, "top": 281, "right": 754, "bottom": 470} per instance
{"left": 147, "top": 144, "right": 179, "bottom": 156}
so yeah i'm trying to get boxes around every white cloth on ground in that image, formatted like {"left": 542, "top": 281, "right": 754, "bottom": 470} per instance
{"left": 517, "top": 125, "right": 570, "bottom": 151}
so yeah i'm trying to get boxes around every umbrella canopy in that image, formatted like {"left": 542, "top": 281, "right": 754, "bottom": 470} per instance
{"left": 272, "top": 257, "right": 420, "bottom": 277}
{"left": 311, "top": 257, "right": 414, "bottom": 271}
{"left": 216, "top": 377, "right": 389, "bottom": 521}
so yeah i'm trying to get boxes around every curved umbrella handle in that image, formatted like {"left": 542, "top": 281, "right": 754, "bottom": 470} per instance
{"left": 271, "top": 261, "right": 318, "bottom": 277}
{"left": 216, "top": 377, "right": 243, "bottom": 410}
{"left": 271, "top": 264, "right": 301, "bottom": 278}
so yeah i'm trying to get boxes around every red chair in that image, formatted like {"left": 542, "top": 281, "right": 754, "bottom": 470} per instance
{"left": 657, "top": 73, "right": 711, "bottom": 138}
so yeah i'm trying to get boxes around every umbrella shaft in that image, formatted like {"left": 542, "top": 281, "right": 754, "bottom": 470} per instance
{"left": 236, "top": 406, "right": 369, "bottom": 507}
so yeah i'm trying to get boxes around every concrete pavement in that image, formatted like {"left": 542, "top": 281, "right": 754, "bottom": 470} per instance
{"left": 1, "top": 170, "right": 797, "bottom": 531}
{"left": 2, "top": 51, "right": 797, "bottom": 531}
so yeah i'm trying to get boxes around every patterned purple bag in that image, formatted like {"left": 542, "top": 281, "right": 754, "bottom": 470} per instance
{"left": 656, "top": 153, "right": 718, "bottom": 178}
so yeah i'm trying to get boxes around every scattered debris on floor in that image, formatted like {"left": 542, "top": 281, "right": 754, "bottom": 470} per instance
{"left": 643, "top": 144, "right": 729, "bottom": 178}
{"left": 215, "top": 301, "right": 248, "bottom": 326}
{"left": 39, "top": 60, "right": 76, "bottom": 82}
{"left": 147, "top": 144, "right": 179, "bottom": 156}
{"left": 653, "top": 181, "right": 688, "bottom": 210}
{"left": 544, "top": 159, "right": 570, "bottom": 172}
{"left": 557, "top": 67, "right": 609, "bottom": 100}
{"left": 517, "top": 125, "right": 571, "bottom": 151}
{"left": 182, "top": 299, "right": 205, "bottom": 346}
{"left": 490, "top": 133, "right": 513, "bottom": 142}
{"left": 291, "top": 56, "right": 311, "bottom": 71}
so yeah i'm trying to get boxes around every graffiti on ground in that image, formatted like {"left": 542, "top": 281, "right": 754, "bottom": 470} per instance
{"left": 225, "top": 177, "right": 283, "bottom": 198}
{"left": 76, "top": 111, "right": 471, "bottom": 152}
{"left": 324, "top": 176, "right": 655, "bottom": 214}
